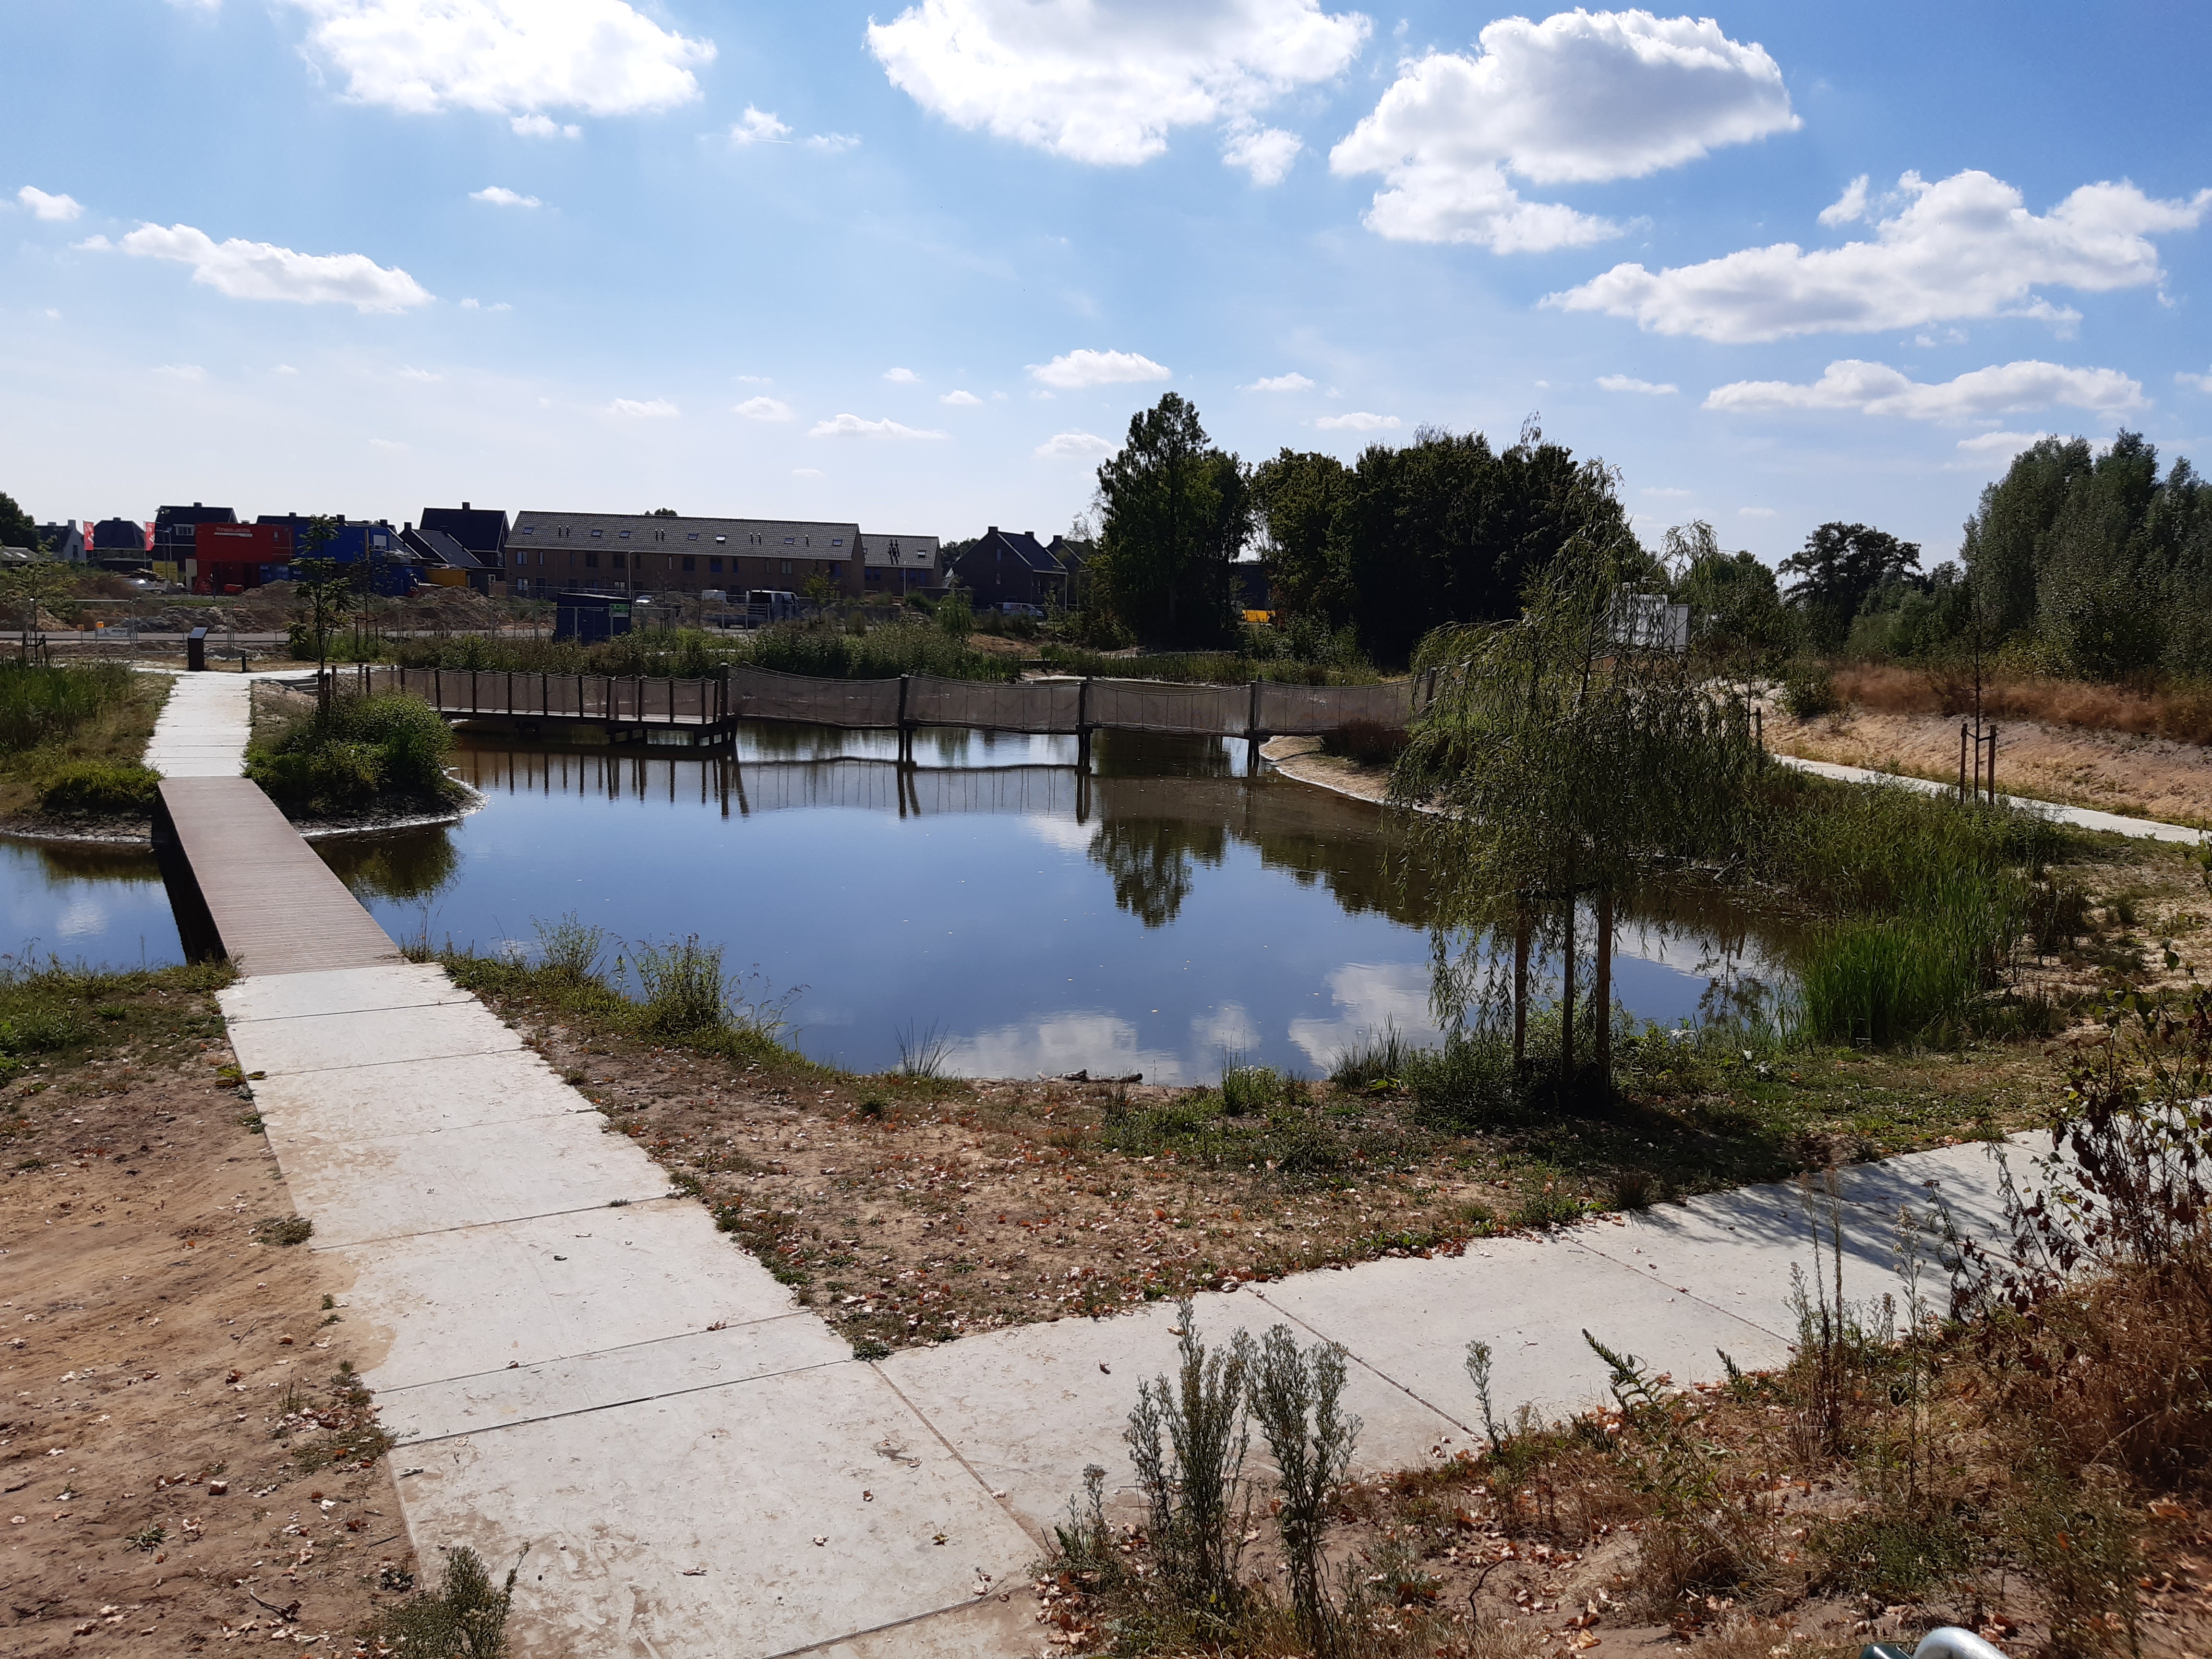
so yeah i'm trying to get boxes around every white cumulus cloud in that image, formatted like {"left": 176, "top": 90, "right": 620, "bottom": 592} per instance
{"left": 883, "top": 366, "right": 920, "bottom": 383}
{"left": 1314, "top": 411, "right": 1399, "bottom": 431}
{"left": 940, "top": 389, "right": 983, "bottom": 406}
{"left": 2178, "top": 368, "right": 2212, "bottom": 394}
{"left": 469, "top": 184, "right": 539, "bottom": 206}
{"left": 283, "top": 0, "right": 713, "bottom": 119}
{"left": 607, "top": 397, "right": 678, "bottom": 418}
{"left": 1704, "top": 358, "right": 2145, "bottom": 421}
{"left": 1955, "top": 430, "right": 2052, "bottom": 459}
{"left": 1738, "top": 506, "right": 1776, "bottom": 518}
{"left": 156, "top": 364, "right": 207, "bottom": 381}
{"left": 511, "top": 113, "right": 580, "bottom": 139}
{"left": 1818, "top": 173, "right": 1870, "bottom": 227}
{"left": 1551, "top": 169, "right": 2212, "bottom": 343}
{"left": 730, "top": 106, "right": 791, "bottom": 145}
{"left": 866, "top": 0, "right": 1369, "bottom": 168}
{"left": 734, "top": 396, "right": 794, "bottom": 422}
{"left": 1330, "top": 11, "right": 1796, "bottom": 252}
{"left": 1029, "top": 348, "right": 1170, "bottom": 389}
{"left": 17, "top": 187, "right": 84, "bottom": 222}
{"left": 1243, "top": 372, "right": 1315, "bottom": 393}
{"left": 793, "top": 468, "right": 825, "bottom": 479}
{"left": 809, "top": 414, "right": 948, "bottom": 439}
{"left": 397, "top": 366, "right": 442, "bottom": 382}
{"left": 806, "top": 132, "right": 861, "bottom": 153}
{"left": 1223, "top": 121, "right": 1303, "bottom": 186}
{"left": 111, "top": 223, "right": 431, "bottom": 311}
{"left": 1597, "top": 373, "right": 1677, "bottom": 394}
{"left": 1036, "top": 431, "right": 1114, "bottom": 459}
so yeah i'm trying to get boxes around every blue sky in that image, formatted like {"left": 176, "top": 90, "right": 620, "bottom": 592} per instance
{"left": 5, "top": 1, "right": 2210, "bottom": 566}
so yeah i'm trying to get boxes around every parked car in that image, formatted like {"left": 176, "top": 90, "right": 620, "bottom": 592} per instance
{"left": 998, "top": 601, "right": 1046, "bottom": 619}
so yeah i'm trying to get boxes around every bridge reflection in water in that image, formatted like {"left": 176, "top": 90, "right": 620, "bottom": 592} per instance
{"left": 444, "top": 729, "right": 1430, "bottom": 934}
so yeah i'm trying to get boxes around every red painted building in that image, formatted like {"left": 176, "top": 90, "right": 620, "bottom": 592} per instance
{"left": 190, "top": 521, "right": 292, "bottom": 594}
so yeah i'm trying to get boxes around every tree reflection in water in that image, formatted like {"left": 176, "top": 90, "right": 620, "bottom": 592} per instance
{"left": 316, "top": 826, "right": 460, "bottom": 904}
{"left": 1086, "top": 818, "right": 1226, "bottom": 927}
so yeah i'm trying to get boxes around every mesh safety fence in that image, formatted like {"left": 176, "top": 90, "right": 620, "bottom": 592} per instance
{"left": 908, "top": 674, "right": 1082, "bottom": 733}
{"left": 348, "top": 662, "right": 1416, "bottom": 737}
{"left": 1085, "top": 679, "right": 1254, "bottom": 735}
{"left": 728, "top": 666, "right": 902, "bottom": 728}
{"left": 1255, "top": 681, "right": 1414, "bottom": 734}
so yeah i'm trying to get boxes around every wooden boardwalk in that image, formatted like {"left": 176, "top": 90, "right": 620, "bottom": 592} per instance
{"left": 154, "top": 777, "right": 403, "bottom": 975}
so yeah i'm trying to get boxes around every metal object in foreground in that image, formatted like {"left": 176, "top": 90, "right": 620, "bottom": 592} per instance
{"left": 1863, "top": 1626, "right": 2009, "bottom": 1659}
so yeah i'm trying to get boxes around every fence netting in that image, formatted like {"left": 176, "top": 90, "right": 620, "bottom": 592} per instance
{"left": 908, "top": 675, "right": 1082, "bottom": 733}
{"left": 1255, "top": 681, "right": 1414, "bottom": 735}
{"left": 347, "top": 661, "right": 1420, "bottom": 738}
{"left": 728, "top": 666, "right": 902, "bottom": 728}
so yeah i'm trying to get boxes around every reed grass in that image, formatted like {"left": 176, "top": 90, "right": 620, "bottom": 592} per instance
{"left": 0, "top": 661, "right": 135, "bottom": 754}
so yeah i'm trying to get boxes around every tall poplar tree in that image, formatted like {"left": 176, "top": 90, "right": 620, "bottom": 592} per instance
{"left": 1091, "top": 394, "right": 1249, "bottom": 646}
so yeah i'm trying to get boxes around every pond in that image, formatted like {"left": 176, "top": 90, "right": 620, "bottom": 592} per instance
{"left": 0, "top": 726, "right": 1795, "bottom": 1082}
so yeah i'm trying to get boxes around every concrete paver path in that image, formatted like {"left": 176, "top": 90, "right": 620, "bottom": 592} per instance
{"left": 222, "top": 949, "right": 2028, "bottom": 1657}
{"left": 1774, "top": 752, "right": 2204, "bottom": 843}
{"left": 143, "top": 671, "right": 256, "bottom": 777}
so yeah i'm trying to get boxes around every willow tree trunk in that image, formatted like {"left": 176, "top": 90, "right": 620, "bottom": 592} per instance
{"left": 1513, "top": 904, "right": 1530, "bottom": 1070}
{"left": 1594, "top": 885, "right": 1614, "bottom": 1088}
{"left": 1559, "top": 892, "right": 1575, "bottom": 1089}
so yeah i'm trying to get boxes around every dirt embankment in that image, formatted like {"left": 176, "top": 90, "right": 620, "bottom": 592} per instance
{"left": 1764, "top": 702, "right": 2212, "bottom": 826}
{"left": 1, "top": 1022, "right": 416, "bottom": 1652}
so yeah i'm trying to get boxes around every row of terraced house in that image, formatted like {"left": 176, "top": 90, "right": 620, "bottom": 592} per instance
{"left": 30, "top": 497, "right": 1108, "bottom": 611}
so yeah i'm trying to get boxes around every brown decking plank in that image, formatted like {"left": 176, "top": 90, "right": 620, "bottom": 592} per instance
{"left": 158, "top": 778, "right": 403, "bottom": 977}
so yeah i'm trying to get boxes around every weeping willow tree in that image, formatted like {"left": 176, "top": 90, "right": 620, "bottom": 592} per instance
{"left": 1388, "top": 518, "right": 1763, "bottom": 1090}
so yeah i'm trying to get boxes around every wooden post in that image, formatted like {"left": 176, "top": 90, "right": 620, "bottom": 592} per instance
{"left": 1077, "top": 677, "right": 1092, "bottom": 774}
{"left": 896, "top": 675, "right": 911, "bottom": 763}
{"left": 1594, "top": 886, "right": 1613, "bottom": 1087}
{"left": 1959, "top": 721, "right": 1969, "bottom": 800}
{"left": 1986, "top": 727, "right": 1998, "bottom": 803}
{"left": 1513, "top": 903, "right": 1529, "bottom": 1070}
{"left": 434, "top": 667, "right": 442, "bottom": 710}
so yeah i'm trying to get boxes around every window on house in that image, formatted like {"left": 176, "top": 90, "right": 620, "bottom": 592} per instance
{"left": 619, "top": 530, "right": 631, "bottom": 540}
{"left": 522, "top": 526, "right": 535, "bottom": 536}
{"left": 682, "top": 556, "right": 696, "bottom": 572}
{"left": 783, "top": 537, "right": 795, "bottom": 545}
{"left": 709, "top": 557, "right": 722, "bottom": 574}
{"left": 585, "top": 552, "right": 599, "bottom": 568}
{"left": 780, "top": 560, "right": 792, "bottom": 575}
{"left": 613, "top": 553, "right": 625, "bottom": 569}
{"left": 831, "top": 538, "right": 843, "bottom": 547}
{"left": 687, "top": 533, "right": 699, "bottom": 541}
{"left": 590, "top": 529, "right": 602, "bottom": 539}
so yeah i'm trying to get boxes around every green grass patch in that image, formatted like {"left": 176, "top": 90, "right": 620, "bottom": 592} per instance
{"left": 0, "top": 662, "right": 168, "bottom": 822}
{"left": 0, "top": 955, "right": 234, "bottom": 1094}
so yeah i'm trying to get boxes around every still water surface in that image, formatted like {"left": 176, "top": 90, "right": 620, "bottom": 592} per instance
{"left": 0, "top": 726, "right": 1791, "bottom": 1082}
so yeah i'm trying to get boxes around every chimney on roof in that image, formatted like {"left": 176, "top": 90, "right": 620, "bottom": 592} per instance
{"left": 1025, "top": 530, "right": 1034, "bottom": 541}
{"left": 462, "top": 502, "right": 471, "bottom": 511}
{"left": 986, "top": 526, "right": 998, "bottom": 534}
{"left": 193, "top": 501, "right": 202, "bottom": 507}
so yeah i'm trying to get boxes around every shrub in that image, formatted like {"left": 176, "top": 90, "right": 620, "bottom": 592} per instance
{"left": 531, "top": 913, "right": 609, "bottom": 984}
{"left": 36, "top": 759, "right": 160, "bottom": 816}
{"left": 1247, "top": 1325, "right": 1359, "bottom": 1652}
{"left": 744, "top": 620, "right": 1018, "bottom": 683}
{"left": 1126, "top": 1300, "right": 1254, "bottom": 1625}
{"left": 369, "top": 1545, "right": 521, "bottom": 1659}
{"left": 247, "top": 691, "right": 456, "bottom": 814}
{"left": 628, "top": 935, "right": 731, "bottom": 1035}
{"left": 1779, "top": 658, "right": 1837, "bottom": 719}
